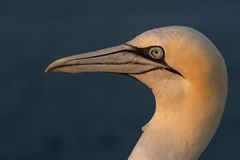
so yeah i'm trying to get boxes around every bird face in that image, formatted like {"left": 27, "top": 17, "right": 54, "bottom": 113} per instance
{"left": 45, "top": 43, "right": 182, "bottom": 77}
{"left": 46, "top": 26, "right": 226, "bottom": 90}
{"left": 45, "top": 27, "right": 187, "bottom": 79}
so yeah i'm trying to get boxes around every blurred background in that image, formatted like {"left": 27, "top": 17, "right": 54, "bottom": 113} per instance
{"left": 0, "top": 0, "right": 239, "bottom": 160}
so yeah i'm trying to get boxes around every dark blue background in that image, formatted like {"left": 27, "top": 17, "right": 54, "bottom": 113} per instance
{"left": 0, "top": 0, "right": 239, "bottom": 159}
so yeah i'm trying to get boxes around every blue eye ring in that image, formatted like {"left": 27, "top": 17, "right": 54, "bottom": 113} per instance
{"left": 148, "top": 47, "right": 164, "bottom": 59}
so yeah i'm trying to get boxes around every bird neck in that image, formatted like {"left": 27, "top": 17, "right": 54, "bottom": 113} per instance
{"left": 128, "top": 75, "right": 226, "bottom": 160}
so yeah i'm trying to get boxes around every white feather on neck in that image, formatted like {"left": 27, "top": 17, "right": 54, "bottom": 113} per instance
{"left": 128, "top": 70, "right": 225, "bottom": 160}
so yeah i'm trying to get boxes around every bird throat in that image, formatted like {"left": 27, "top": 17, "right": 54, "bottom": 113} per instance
{"left": 128, "top": 72, "right": 224, "bottom": 160}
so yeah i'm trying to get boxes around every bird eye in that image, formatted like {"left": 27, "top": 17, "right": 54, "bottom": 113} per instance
{"left": 148, "top": 47, "right": 164, "bottom": 60}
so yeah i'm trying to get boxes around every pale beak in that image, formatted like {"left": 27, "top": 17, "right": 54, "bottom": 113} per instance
{"left": 45, "top": 44, "right": 167, "bottom": 74}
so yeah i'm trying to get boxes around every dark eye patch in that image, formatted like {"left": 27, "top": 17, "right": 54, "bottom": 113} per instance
{"left": 124, "top": 43, "right": 183, "bottom": 77}
{"left": 125, "top": 44, "right": 165, "bottom": 63}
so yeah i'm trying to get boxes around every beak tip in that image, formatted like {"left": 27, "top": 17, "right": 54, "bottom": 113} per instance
{"left": 45, "top": 62, "right": 56, "bottom": 73}
{"left": 44, "top": 68, "right": 50, "bottom": 73}
{"left": 45, "top": 58, "right": 64, "bottom": 73}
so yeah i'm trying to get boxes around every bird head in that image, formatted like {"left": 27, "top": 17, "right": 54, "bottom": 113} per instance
{"left": 45, "top": 26, "right": 227, "bottom": 95}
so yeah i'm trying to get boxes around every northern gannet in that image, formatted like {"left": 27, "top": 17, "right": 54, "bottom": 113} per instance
{"left": 45, "top": 26, "right": 228, "bottom": 160}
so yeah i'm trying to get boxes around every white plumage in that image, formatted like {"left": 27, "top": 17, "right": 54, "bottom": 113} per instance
{"left": 46, "top": 26, "right": 228, "bottom": 160}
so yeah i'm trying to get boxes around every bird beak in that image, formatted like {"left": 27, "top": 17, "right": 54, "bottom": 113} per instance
{"left": 45, "top": 44, "right": 165, "bottom": 74}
